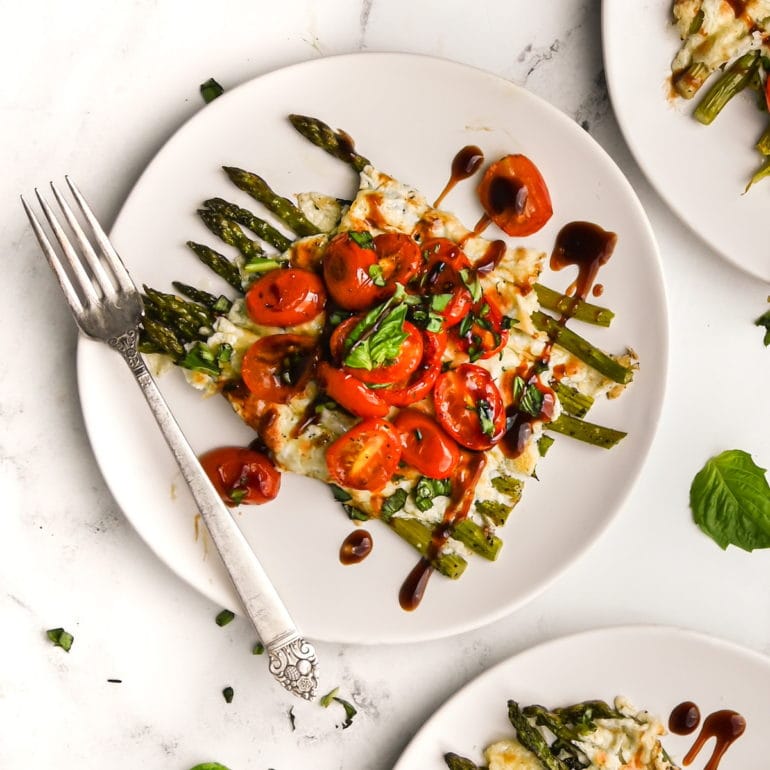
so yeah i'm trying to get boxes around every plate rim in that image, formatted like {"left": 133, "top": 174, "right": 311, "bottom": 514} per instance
{"left": 75, "top": 51, "right": 670, "bottom": 643}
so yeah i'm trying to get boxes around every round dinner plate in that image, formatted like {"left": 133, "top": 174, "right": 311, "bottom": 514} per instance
{"left": 394, "top": 625, "right": 770, "bottom": 768}
{"left": 77, "top": 53, "right": 667, "bottom": 643}
{"left": 603, "top": 0, "right": 770, "bottom": 282}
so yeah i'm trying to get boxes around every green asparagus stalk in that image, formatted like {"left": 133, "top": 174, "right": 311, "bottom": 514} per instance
{"left": 553, "top": 700, "right": 622, "bottom": 725}
{"left": 143, "top": 286, "right": 214, "bottom": 329}
{"left": 203, "top": 197, "right": 293, "bottom": 252}
{"left": 222, "top": 166, "right": 321, "bottom": 237}
{"left": 186, "top": 241, "right": 243, "bottom": 290}
{"left": 533, "top": 283, "right": 614, "bottom": 327}
{"left": 694, "top": 50, "right": 760, "bottom": 125}
{"left": 672, "top": 61, "right": 710, "bottom": 99}
{"left": 474, "top": 499, "right": 515, "bottom": 527}
{"left": 546, "top": 413, "right": 627, "bottom": 449}
{"left": 142, "top": 291, "right": 206, "bottom": 343}
{"left": 198, "top": 209, "right": 266, "bottom": 260}
{"left": 443, "top": 753, "right": 484, "bottom": 770}
{"left": 171, "top": 281, "right": 232, "bottom": 314}
{"left": 452, "top": 519, "right": 502, "bottom": 561}
{"left": 507, "top": 701, "right": 570, "bottom": 770}
{"left": 288, "top": 114, "right": 371, "bottom": 173}
{"left": 387, "top": 517, "right": 467, "bottom": 579}
{"left": 756, "top": 124, "right": 770, "bottom": 156}
{"left": 552, "top": 380, "right": 594, "bottom": 418}
{"left": 522, "top": 705, "right": 584, "bottom": 744}
{"left": 531, "top": 311, "right": 634, "bottom": 384}
{"left": 140, "top": 317, "right": 185, "bottom": 360}
{"left": 745, "top": 156, "right": 770, "bottom": 192}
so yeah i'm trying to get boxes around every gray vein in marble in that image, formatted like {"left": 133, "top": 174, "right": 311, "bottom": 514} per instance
{"left": 573, "top": 68, "right": 610, "bottom": 133}
{"left": 359, "top": 0, "right": 375, "bottom": 48}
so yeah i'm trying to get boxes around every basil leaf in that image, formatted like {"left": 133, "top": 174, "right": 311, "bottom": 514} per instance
{"left": 46, "top": 627, "right": 74, "bottom": 652}
{"left": 343, "top": 342, "right": 373, "bottom": 370}
{"left": 519, "top": 384, "right": 544, "bottom": 418}
{"left": 477, "top": 399, "right": 496, "bottom": 436}
{"left": 199, "top": 77, "right": 224, "bottom": 103}
{"left": 380, "top": 488, "right": 408, "bottom": 521}
{"left": 334, "top": 696, "right": 357, "bottom": 729}
{"left": 756, "top": 308, "right": 770, "bottom": 346}
{"left": 329, "top": 484, "right": 352, "bottom": 502}
{"left": 368, "top": 263, "right": 386, "bottom": 287}
{"left": 349, "top": 231, "right": 374, "bottom": 249}
{"left": 430, "top": 293, "right": 453, "bottom": 312}
{"left": 319, "top": 687, "right": 340, "bottom": 707}
{"left": 690, "top": 449, "right": 770, "bottom": 551}
{"left": 215, "top": 609, "right": 235, "bottom": 627}
{"left": 344, "top": 301, "right": 408, "bottom": 371}
{"left": 414, "top": 476, "right": 451, "bottom": 511}
{"left": 459, "top": 269, "right": 483, "bottom": 303}
{"left": 512, "top": 375, "right": 525, "bottom": 403}
{"left": 222, "top": 686, "right": 234, "bottom": 704}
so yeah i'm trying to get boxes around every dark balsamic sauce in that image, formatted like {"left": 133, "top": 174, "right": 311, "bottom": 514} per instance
{"left": 669, "top": 701, "right": 701, "bottom": 735}
{"left": 434, "top": 145, "right": 484, "bottom": 207}
{"left": 339, "top": 530, "right": 373, "bottom": 565}
{"left": 682, "top": 710, "right": 746, "bottom": 770}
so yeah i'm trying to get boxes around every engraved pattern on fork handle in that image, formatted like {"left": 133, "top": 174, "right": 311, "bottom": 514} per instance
{"left": 110, "top": 329, "right": 319, "bottom": 699}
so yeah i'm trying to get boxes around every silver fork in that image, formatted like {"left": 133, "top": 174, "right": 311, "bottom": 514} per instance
{"left": 22, "top": 178, "right": 318, "bottom": 700}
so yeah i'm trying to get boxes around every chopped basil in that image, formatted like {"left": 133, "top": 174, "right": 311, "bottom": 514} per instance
{"left": 459, "top": 268, "right": 483, "bottom": 303}
{"left": 199, "top": 77, "right": 224, "bottom": 103}
{"left": 335, "top": 696, "right": 358, "bottom": 729}
{"left": 329, "top": 484, "right": 352, "bottom": 502}
{"left": 252, "top": 641, "right": 265, "bottom": 655}
{"left": 414, "top": 476, "right": 451, "bottom": 512}
{"left": 180, "top": 342, "right": 220, "bottom": 377}
{"left": 228, "top": 487, "right": 247, "bottom": 505}
{"left": 430, "top": 293, "right": 453, "bottom": 312}
{"left": 368, "top": 263, "right": 386, "bottom": 287}
{"left": 512, "top": 375, "right": 525, "bottom": 403}
{"left": 215, "top": 609, "right": 235, "bottom": 627}
{"left": 243, "top": 257, "right": 284, "bottom": 274}
{"left": 519, "top": 384, "right": 545, "bottom": 418}
{"left": 380, "top": 488, "right": 408, "bottom": 521}
{"left": 344, "top": 299, "right": 409, "bottom": 371}
{"left": 46, "top": 627, "right": 74, "bottom": 652}
{"left": 477, "top": 399, "right": 496, "bottom": 436}
{"left": 756, "top": 307, "right": 770, "bottom": 346}
{"left": 319, "top": 687, "right": 340, "bottom": 707}
{"left": 217, "top": 343, "right": 232, "bottom": 364}
{"left": 343, "top": 504, "right": 369, "bottom": 521}
{"left": 349, "top": 230, "right": 374, "bottom": 249}
{"left": 212, "top": 295, "right": 232, "bottom": 313}
{"left": 538, "top": 435, "right": 555, "bottom": 456}
{"left": 500, "top": 315, "right": 514, "bottom": 330}
{"left": 458, "top": 312, "right": 474, "bottom": 338}
{"left": 222, "top": 686, "right": 234, "bottom": 704}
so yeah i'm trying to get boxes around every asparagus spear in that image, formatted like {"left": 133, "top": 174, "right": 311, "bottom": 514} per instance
{"left": 222, "top": 166, "right": 321, "bottom": 237}
{"left": 452, "top": 519, "right": 502, "bottom": 561}
{"left": 552, "top": 381, "right": 594, "bottom": 418}
{"left": 143, "top": 286, "right": 214, "bottom": 329}
{"left": 443, "top": 753, "right": 484, "bottom": 770}
{"left": 756, "top": 124, "right": 770, "bottom": 156}
{"left": 553, "top": 700, "right": 622, "bottom": 725}
{"left": 203, "top": 197, "right": 293, "bottom": 252}
{"left": 186, "top": 241, "right": 243, "bottom": 290}
{"left": 142, "top": 290, "right": 208, "bottom": 343}
{"left": 507, "top": 701, "right": 570, "bottom": 770}
{"left": 531, "top": 311, "right": 633, "bottom": 385}
{"left": 387, "top": 517, "right": 467, "bottom": 579}
{"left": 672, "top": 61, "right": 710, "bottom": 99}
{"left": 533, "top": 283, "right": 614, "bottom": 327}
{"left": 546, "top": 413, "right": 627, "bottom": 449}
{"left": 140, "top": 317, "right": 185, "bottom": 360}
{"left": 198, "top": 209, "right": 266, "bottom": 260}
{"left": 694, "top": 50, "right": 760, "bottom": 125}
{"left": 171, "top": 281, "right": 232, "bottom": 314}
{"left": 288, "top": 114, "right": 371, "bottom": 173}
{"left": 745, "top": 156, "right": 770, "bottom": 192}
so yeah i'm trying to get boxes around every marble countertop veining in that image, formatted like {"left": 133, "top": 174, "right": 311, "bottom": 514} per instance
{"left": 2, "top": 1, "right": 770, "bottom": 769}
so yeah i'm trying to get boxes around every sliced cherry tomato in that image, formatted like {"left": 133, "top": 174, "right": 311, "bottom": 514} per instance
{"left": 373, "top": 232, "right": 422, "bottom": 290}
{"left": 478, "top": 154, "right": 553, "bottom": 237}
{"left": 433, "top": 364, "right": 505, "bottom": 450}
{"left": 199, "top": 446, "right": 280, "bottom": 506}
{"left": 420, "top": 238, "right": 473, "bottom": 327}
{"left": 241, "top": 334, "right": 317, "bottom": 403}
{"left": 454, "top": 292, "right": 509, "bottom": 361}
{"left": 245, "top": 268, "right": 326, "bottom": 327}
{"left": 325, "top": 418, "right": 402, "bottom": 491}
{"left": 322, "top": 231, "right": 383, "bottom": 310}
{"left": 316, "top": 362, "right": 389, "bottom": 419}
{"left": 393, "top": 409, "right": 460, "bottom": 479}
{"left": 378, "top": 330, "right": 447, "bottom": 407}
{"left": 330, "top": 315, "right": 424, "bottom": 385}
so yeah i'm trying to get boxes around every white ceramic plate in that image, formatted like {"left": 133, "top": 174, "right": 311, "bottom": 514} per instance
{"left": 394, "top": 625, "right": 770, "bottom": 769}
{"left": 77, "top": 53, "right": 667, "bottom": 643}
{"left": 603, "top": 0, "right": 770, "bottom": 282}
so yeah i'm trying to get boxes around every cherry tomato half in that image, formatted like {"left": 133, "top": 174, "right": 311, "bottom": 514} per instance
{"left": 478, "top": 154, "right": 553, "bottom": 237}
{"left": 393, "top": 409, "right": 460, "bottom": 479}
{"left": 330, "top": 315, "right": 424, "bottom": 385}
{"left": 316, "top": 362, "right": 389, "bottom": 419}
{"left": 322, "top": 232, "right": 382, "bottom": 311}
{"left": 245, "top": 268, "right": 326, "bottom": 327}
{"left": 240, "top": 334, "right": 318, "bottom": 403}
{"left": 420, "top": 238, "right": 473, "bottom": 327}
{"left": 433, "top": 364, "right": 506, "bottom": 451}
{"left": 199, "top": 446, "right": 281, "bottom": 506}
{"left": 454, "top": 292, "right": 509, "bottom": 361}
{"left": 378, "top": 330, "right": 447, "bottom": 407}
{"left": 325, "top": 418, "right": 402, "bottom": 491}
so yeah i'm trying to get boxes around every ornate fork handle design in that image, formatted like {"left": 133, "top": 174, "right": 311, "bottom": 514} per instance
{"left": 110, "top": 330, "right": 318, "bottom": 699}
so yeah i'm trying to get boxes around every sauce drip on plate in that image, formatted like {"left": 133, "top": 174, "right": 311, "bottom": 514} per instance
{"left": 434, "top": 145, "right": 484, "bottom": 208}
{"left": 339, "top": 529, "right": 373, "bottom": 565}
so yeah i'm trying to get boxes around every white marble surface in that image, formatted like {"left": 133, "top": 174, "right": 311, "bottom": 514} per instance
{"left": 2, "top": 1, "right": 770, "bottom": 768}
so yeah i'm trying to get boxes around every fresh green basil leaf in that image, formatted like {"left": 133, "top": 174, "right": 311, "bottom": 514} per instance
{"left": 344, "top": 301, "right": 408, "bottom": 370}
{"left": 756, "top": 308, "right": 770, "bottom": 346}
{"left": 512, "top": 375, "right": 525, "bottom": 403}
{"left": 459, "top": 268, "right": 482, "bottom": 303}
{"left": 349, "top": 231, "right": 374, "bottom": 249}
{"left": 690, "top": 449, "right": 770, "bottom": 551}
{"left": 520, "top": 384, "right": 545, "bottom": 418}
{"left": 319, "top": 687, "right": 339, "bottom": 707}
{"left": 368, "top": 263, "right": 386, "bottom": 287}
{"left": 329, "top": 484, "right": 352, "bottom": 502}
{"left": 343, "top": 343, "right": 373, "bottom": 371}
{"left": 334, "top": 696, "right": 357, "bottom": 729}
{"left": 380, "top": 488, "right": 408, "bottom": 521}
{"left": 477, "top": 399, "right": 496, "bottom": 436}
{"left": 430, "top": 293, "right": 453, "bottom": 312}
{"left": 199, "top": 78, "right": 224, "bottom": 104}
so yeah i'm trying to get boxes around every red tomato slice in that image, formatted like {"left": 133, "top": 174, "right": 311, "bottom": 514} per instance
{"left": 393, "top": 409, "right": 460, "bottom": 479}
{"left": 199, "top": 446, "right": 280, "bottom": 506}
{"left": 241, "top": 334, "right": 317, "bottom": 403}
{"left": 433, "top": 364, "right": 506, "bottom": 450}
{"left": 322, "top": 232, "right": 384, "bottom": 311}
{"left": 326, "top": 418, "right": 402, "bottom": 491}
{"left": 420, "top": 238, "right": 473, "bottom": 327}
{"left": 317, "top": 362, "right": 389, "bottom": 419}
{"left": 454, "top": 292, "right": 509, "bottom": 361}
{"left": 379, "top": 330, "right": 447, "bottom": 407}
{"left": 478, "top": 154, "right": 553, "bottom": 237}
{"left": 245, "top": 268, "right": 326, "bottom": 327}
{"left": 330, "top": 315, "right": 424, "bottom": 385}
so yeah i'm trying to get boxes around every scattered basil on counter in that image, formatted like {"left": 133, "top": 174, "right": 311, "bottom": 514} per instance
{"left": 756, "top": 304, "right": 770, "bottom": 346}
{"left": 690, "top": 449, "right": 770, "bottom": 551}
{"left": 319, "top": 686, "right": 340, "bottom": 707}
{"left": 199, "top": 78, "right": 224, "bottom": 104}
{"left": 319, "top": 687, "right": 357, "bottom": 728}
{"left": 252, "top": 641, "right": 265, "bottom": 655}
{"left": 46, "top": 627, "right": 74, "bottom": 652}
{"left": 215, "top": 609, "right": 235, "bottom": 627}
{"left": 222, "top": 686, "right": 234, "bottom": 704}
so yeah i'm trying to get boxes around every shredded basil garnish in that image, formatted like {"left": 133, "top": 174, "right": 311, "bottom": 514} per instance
{"left": 200, "top": 77, "right": 224, "bottom": 103}
{"left": 477, "top": 399, "right": 496, "bottom": 436}
{"left": 349, "top": 231, "right": 374, "bottom": 249}
{"left": 215, "top": 609, "right": 235, "bottom": 627}
{"left": 329, "top": 484, "right": 352, "bottom": 502}
{"left": 519, "top": 384, "right": 545, "bottom": 418}
{"left": 343, "top": 293, "right": 409, "bottom": 371}
{"left": 380, "top": 488, "right": 408, "bottom": 521}
{"left": 46, "top": 627, "right": 74, "bottom": 652}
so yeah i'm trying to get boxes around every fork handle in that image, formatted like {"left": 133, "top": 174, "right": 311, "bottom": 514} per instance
{"left": 110, "top": 330, "right": 318, "bottom": 700}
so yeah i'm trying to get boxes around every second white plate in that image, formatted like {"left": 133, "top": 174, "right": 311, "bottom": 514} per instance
{"left": 77, "top": 53, "right": 667, "bottom": 643}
